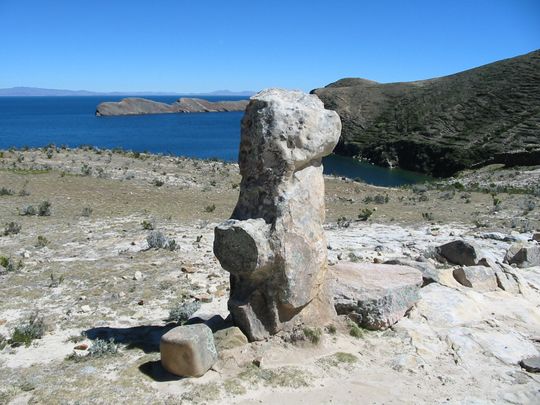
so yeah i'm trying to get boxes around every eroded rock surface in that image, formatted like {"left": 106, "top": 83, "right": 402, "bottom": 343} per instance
{"left": 213, "top": 88, "right": 341, "bottom": 341}
{"left": 331, "top": 262, "right": 423, "bottom": 330}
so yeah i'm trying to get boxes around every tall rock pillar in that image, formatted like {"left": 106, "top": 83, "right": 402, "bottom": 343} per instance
{"left": 214, "top": 89, "right": 341, "bottom": 341}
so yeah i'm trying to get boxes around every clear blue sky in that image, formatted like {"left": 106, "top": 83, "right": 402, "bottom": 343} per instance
{"left": 0, "top": 0, "right": 538, "bottom": 93}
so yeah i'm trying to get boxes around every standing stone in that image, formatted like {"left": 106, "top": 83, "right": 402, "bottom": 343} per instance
{"left": 214, "top": 89, "right": 341, "bottom": 341}
{"left": 160, "top": 324, "right": 217, "bottom": 377}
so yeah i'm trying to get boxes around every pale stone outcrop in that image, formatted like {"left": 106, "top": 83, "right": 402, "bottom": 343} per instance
{"left": 160, "top": 324, "right": 217, "bottom": 377}
{"left": 331, "top": 262, "right": 423, "bottom": 330}
{"left": 452, "top": 266, "right": 499, "bottom": 292}
{"left": 213, "top": 89, "right": 341, "bottom": 341}
{"left": 504, "top": 242, "right": 540, "bottom": 268}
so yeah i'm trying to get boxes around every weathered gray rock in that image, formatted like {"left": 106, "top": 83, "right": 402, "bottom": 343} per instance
{"left": 383, "top": 258, "right": 438, "bottom": 284}
{"left": 160, "top": 324, "right": 217, "bottom": 377}
{"left": 96, "top": 97, "right": 249, "bottom": 116}
{"left": 213, "top": 88, "right": 341, "bottom": 341}
{"left": 452, "top": 266, "right": 499, "bottom": 291}
{"left": 520, "top": 356, "right": 540, "bottom": 372}
{"left": 504, "top": 242, "right": 540, "bottom": 268}
{"left": 213, "top": 327, "right": 248, "bottom": 351}
{"left": 331, "top": 262, "right": 423, "bottom": 330}
{"left": 533, "top": 232, "right": 540, "bottom": 242}
{"left": 436, "top": 240, "right": 487, "bottom": 266}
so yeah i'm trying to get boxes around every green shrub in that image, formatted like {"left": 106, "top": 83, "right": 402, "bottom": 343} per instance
{"left": 38, "top": 201, "right": 51, "bottom": 216}
{"left": 303, "top": 327, "right": 322, "bottom": 344}
{"left": 167, "top": 301, "right": 201, "bottom": 324}
{"left": 9, "top": 312, "right": 45, "bottom": 347}
{"left": 0, "top": 256, "right": 23, "bottom": 272}
{"left": 141, "top": 220, "right": 154, "bottom": 230}
{"left": 3, "top": 222, "right": 21, "bottom": 236}
{"left": 146, "top": 230, "right": 176, "bottom": 250}
{"left": 349, "top": 322, "right": 364, "bottom": 339}
{"left": 36, "top": 235, "right": 49, "bottom": 248}
{"left": 19, "top": 205, "right": 36, "bottom": 216}
{"left": 88, "top": 338, "right": 118, "bottom": 357}
{"left": 0, "top": 187, "right": 14, "bottom": 196}
{"left": 358, "top": 208, "right": 374, "bottom": 221}
{"left": 204, "top": 204, "right": 216, "bottom": 213}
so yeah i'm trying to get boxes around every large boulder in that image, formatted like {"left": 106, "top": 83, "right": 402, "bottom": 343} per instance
{"left": 330, "top": 262, "right": 423, "bottom": 330}
{"left": 213, "top": 89, "right": 341, "bottom": 341}
{"left": 504, "top": 242, "right": 540, "bottom": 268}
{"left": 436, "top": 240, "right": 488, "bottom": 266}
{"left": 160, "top": 324, "right": 218, "bottom": 377}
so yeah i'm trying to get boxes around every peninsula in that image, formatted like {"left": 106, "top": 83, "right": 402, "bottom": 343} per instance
{"left": 95, "top": 97, "right": 249, "bottom": 116}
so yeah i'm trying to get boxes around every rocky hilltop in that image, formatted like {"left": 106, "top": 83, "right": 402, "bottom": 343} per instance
{"left": 313, "top": 50, "right": 540, "bottom": 177}
{"left": 96, "top": 97, "right": 249, "bottom": 116}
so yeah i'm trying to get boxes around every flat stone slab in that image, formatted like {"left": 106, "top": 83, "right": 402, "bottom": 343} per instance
{"left": 160, "top": 324, "right": 217, "bottom": 377}
{"left": 331, "top": 262, "right": 423, "bottom": 330}
{"left": 453, "top": 266, "right": 499, "bottom": 291}
{"left": 520, "top": 356, "right": 540, "bottom": 373}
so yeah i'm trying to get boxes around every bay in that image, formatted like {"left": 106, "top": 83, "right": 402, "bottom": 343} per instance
{"left": 0, "top": 96, "right": 430, "bottom": 186}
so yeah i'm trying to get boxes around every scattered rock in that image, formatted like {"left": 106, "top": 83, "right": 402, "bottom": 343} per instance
{"left": 74, "top": 344, "right": 88, "bottom": 351}
{"left": 436, "top": 240, "right": 487, "bottom": 266}
{"left": 137, "top": 300, "right": 144, "bottom": 305}
{"left": 181, "top": 266, "right": 196, "bottom": 274}
{"left": 504, "top": 242, "right": 540, "bottom": 268}
{"left": 160, "top": 324, "right": 218, "bottom": 377}
{"left": 213, "top": 327, "right": 248, "bottom": 351}
{"left": 133, "top": 271, "right": 143, "bottom": 281}
{"left": 479, "top": 232, "right": 517, "bottom": 242}
{"left": 331, "top": 262, "right": 423, "bottom": 330}
{"left": 452, "top": 266, "right": 499, "bottom": 291}
{"left": 193, "top": 293, "right": 213, "bottom": 303}
{"left": 80, "top": 305, "right": 91, "bottom": 313}
{"left": 252, "top": 356, "right": 264, "bottom": 368}
{"left": 213, "top": 89, "right": 341, "bottom": 341}
{"left": 520, "top": 356, "right": 540, "bottom": 373}
{"left": 532, "top": 232, "right": 540, "bottom": 242}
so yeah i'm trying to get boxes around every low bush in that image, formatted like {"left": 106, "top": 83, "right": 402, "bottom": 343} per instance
{"left": 38, "top": 201, "right": 51, "bottom": 216}
{"left": 9, "top": 312, "right": 45, "bottom": 347}
{"left": 167, "top": 301, "right": 201, "bottom": 324}
{"left": 3, "top": 222, "right": 21, "bottom": 236}
{"left": 146, "top": 230, "right": 176, "bottom": 251}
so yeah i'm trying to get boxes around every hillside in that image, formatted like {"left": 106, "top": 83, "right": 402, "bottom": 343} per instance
{"left": 312, "top": 50, "right": 540, "bottom": 177}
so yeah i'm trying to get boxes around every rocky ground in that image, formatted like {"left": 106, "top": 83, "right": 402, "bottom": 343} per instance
{"left": 1, "top": 147, "right": 539, "bottom": 404}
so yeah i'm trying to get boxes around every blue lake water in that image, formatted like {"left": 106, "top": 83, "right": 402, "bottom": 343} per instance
{"left": 0, "top": 96, "right": 430, "bottom": 186}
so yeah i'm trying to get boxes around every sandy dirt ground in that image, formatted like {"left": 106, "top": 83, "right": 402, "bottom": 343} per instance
{"left": 1, "top": 147, "right": 539, "bottom": 404}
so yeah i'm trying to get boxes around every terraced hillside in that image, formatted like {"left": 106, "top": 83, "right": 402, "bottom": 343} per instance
{"left": 313, "top": 50, "right": 540, "bottom": 177}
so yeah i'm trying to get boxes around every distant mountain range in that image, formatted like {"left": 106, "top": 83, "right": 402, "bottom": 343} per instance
{"left": 313, "top": 50, "right": 540, "bottom": 177}
{"left": 0, "top": 87, "right": 256, "bottom": 97}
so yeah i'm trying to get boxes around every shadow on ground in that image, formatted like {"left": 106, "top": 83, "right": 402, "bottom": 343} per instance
{"left": 84, "top": 314, "right": 232, "bottom": 353}
{"left": 138, "top": 360, "right": 185, "bottom": 382}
